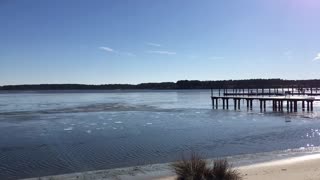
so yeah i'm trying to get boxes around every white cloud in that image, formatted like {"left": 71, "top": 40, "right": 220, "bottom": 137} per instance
{"left": 313, "top": 53, "right": 320, "bottom": 61}
{"left": 146, "top": 42, "right": 161, "bottom": 47}
{"left": 147, "top": 50, "right": 176, "bottom": 55}
{"left": 209, "top": 56, "right": 224, "bottom": 60}
{"left": 99, "top": 46, "right": 115, "bottom": 53}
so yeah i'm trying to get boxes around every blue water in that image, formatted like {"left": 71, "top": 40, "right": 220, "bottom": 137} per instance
{"left": 0, "top": 90, "right": 320, "bottom": 179}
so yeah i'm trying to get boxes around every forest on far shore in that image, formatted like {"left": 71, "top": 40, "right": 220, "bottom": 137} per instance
{"left": 1, "top": 79, "right": 320, "bottom": 90}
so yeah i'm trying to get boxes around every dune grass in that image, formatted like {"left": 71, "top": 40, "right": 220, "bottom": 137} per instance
{"left": 171, "top": 153, "right": 242, "bottom": 180}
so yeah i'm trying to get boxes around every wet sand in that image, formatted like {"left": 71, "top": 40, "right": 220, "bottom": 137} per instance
{"left": 24, "top": 154, "right": 320, "bottom": 180}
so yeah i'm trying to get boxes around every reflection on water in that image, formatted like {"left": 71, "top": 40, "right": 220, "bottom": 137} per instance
{"left": 0, "top": 90, "right": 320, "bottom": 179}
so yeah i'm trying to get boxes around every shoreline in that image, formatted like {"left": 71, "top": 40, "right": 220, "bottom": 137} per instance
{"left": 23, "top": 150, "right": 320, "bottom": 180}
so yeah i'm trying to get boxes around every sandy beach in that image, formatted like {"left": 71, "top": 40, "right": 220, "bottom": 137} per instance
{"left": 238, "top": 154, "right": 320, "bottom": 180}
{"left": 24, "top": 154, "right": 320, "bottom": 180}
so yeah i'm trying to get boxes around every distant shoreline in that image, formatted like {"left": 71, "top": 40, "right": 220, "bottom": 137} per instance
{"left": 1, "top": 78, "right": 320, "bottom": 91}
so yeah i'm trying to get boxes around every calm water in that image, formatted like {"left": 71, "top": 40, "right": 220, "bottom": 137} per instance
{"left": 1, "top": 90, "right": 320, "bottom": 179}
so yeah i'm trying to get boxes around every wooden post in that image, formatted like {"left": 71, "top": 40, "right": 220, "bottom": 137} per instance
{"left": 264, "top": 100, "right": 266, "bottom": 111}
{"left": 226, "top": 99, "right": 229, "bottom": 109}
{"left": 222, "top": 99, "right": 225, "bottom": 109}
{"left": 302, "top": 101, "right": 305, "bottom": 111}
{"left": 234, "top": 99, "right": 237, "bottom": 110}
{"left": 272, "top": 100, "right": 275, "bottom": 111}
{"left": 287, "top": 100, "right": 289, "bottom": 112}
{"left": 307, "top": 101, "right": 310, "bottom": 111}
{"left": 216, "top": 99, "right": 218, "bottom": 109}
{"left": 238, "top": 99, "right": 240, "bottom": 110}
{"left": 290, "top": 101, "right": 293, "bottom": 112}
{"left": 311, "top": 101, "right": 313, "bottom": 111}
{"left": 260, "top": 100, "right": 262, "bottom": 111}
{"left": 246, "top": 99, "right": 249, "bottom": 109}
{"left": 250, "top": 100, "right": 253, "bottom": 110}
{"left": 212, "top": 98, "right": 215, "bottom": 109}
{"left": 294, "top": 101, "right": 297, "bottom": 112}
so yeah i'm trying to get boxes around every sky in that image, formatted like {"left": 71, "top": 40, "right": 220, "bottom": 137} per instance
{"left": 1, "top": 0, "right": 320, "bottom": 85}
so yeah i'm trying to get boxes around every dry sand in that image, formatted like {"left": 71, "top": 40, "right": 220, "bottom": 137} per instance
{"left": 238, "top": 154, "right": 320, "bottom": 180}
{"left": 24, "top": 154, "right": 320, "bottom": 180}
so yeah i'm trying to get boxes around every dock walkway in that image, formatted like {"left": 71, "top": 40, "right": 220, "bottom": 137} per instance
{"left": 211, "top": 95, "right": 319, "bottom": 112}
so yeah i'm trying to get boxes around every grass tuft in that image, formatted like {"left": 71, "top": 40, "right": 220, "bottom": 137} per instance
{"left": 171, "top": 152, "right": 208, "bottom": 180}
{"left": 171, "top": 153, "right": 242, "bottom": 180}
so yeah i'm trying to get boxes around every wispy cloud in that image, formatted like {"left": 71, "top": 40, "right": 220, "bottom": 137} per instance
{"left": 209, "top": 56, "right": 225, "bottom": 60}
{"left": 99, "top": 46, "right": 135, "bottom": 57}
{"left": 99, "top": 46, "right": 115, "bottom": 53}
{"left": 313, "top": 53, "right": 320, "bottom": 61}
{"left": 146, "top": 42, "right": 161, "bottom": 47}
{"left": 147, "top": 50, "right": 176, "bottom": 55}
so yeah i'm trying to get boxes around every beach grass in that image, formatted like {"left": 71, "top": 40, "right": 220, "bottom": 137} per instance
{"left": 171, "top": 153, "right": 242, "bottom": 180}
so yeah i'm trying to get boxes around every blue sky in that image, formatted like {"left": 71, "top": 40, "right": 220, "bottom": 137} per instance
{"left": 1, "top": 0, "right": 320, "bottom": 85}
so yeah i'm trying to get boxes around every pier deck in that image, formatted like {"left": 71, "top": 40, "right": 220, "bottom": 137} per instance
{"left": 211, "top": 95, "right": 319, "bottom": 112}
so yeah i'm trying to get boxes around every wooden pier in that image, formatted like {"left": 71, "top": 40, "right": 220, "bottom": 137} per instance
{"left": 218, "top": 87, "right": 320, "bottom": 97}
{"left": 211, "top": 87, "right": 319, "bottom": 112}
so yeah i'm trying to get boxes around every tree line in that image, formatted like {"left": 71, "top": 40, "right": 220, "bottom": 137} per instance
{"left": 1, "top": 79, "right": 320, "bottom": 90}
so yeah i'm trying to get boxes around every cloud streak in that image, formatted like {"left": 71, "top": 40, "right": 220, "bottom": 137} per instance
{"left": 146, "top": 42, "right": 161, "bottom": 47}
{"left": 99, "top": 46, "right": 135, "bottom": 56}
{"left": 147, "top": 50, "right": 176, "bottom": 55}
{"left": 313, "top": 53, "right": 320, "bottom": 61}
{"left": 99, "top": 46, "right": 115, "bottom": 53}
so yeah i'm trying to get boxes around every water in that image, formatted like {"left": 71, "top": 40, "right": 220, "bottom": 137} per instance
{"left": 0, "top": 90, "right": 320, "bottom": 179}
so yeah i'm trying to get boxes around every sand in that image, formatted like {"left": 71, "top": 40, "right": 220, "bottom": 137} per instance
{"left": 24, "top": 154, "right": 320, "bottom": 180}
{"left": 239, "top": 154, "right": 320, "bottom": 180}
